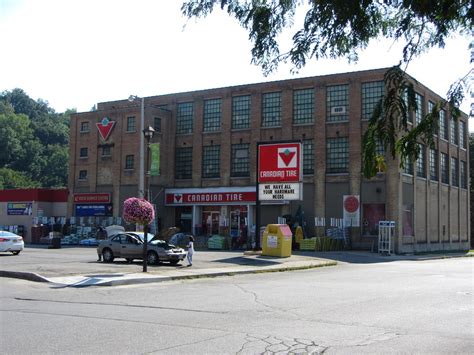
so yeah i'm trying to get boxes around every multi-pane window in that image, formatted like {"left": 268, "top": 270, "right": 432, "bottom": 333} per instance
{"left": 361, "top": 81, "right": 383, "bottom": 120}
{"left": 79, "top": 147, "right": 88, "bottom": 158}
{"left": 459, "top": 121, "right": 466, "bottom": 149}
{"left": 203, "top": 98, "right": 221, "bottom": 132}
{"left": 415, "top": 93, "right": 424, "bottom": 125}
{"left": 202, "top": 145, "right": 220, "bottom": 178}
{"left": 293, "top": 89, "right": 314, "bottom": 124}
{"left": 460, "top": 161, "right": 467, "bottom": 189}
{"left": 439, "top": 110, "right": 448, "bottom": 140}
{"left": 231, "top": 143, "right": 250, "bottom": 177}
{"left": 125, "top": 155, "right": 134, "bottom": 170}
{"left": 326, "top": 137, "right": 348, "bottom": 173}
{"left": 176, "top": 102, "right": 194, "bottom": 134}
{"left": 262, "top": 92, "right": 281, "bottom": 127}
{"left": 375, "top": 139, "right": 385, "bottom": 156}
{"left": 440, "top": 153, "right": 449, "bottom": 184}
{"left": 126, "top": 116, "right": 136, "bottom": 132}
{"left": 175, "top": 147, "right": 193, "bottom": 179}
{"left": 403, "top": 156, "right": 414, "bottom": 175}
{"left": 102, "top": 146, "right": 111, "bottom": 157}
{"left": 327, "top": 85, "right": 348, "bottom": 122}
{"left": 428, "top": 101, "right": 437, "bottom": 136}
{"left": 429, "top": 148, "right": 438, "bottom": 181}
{"left": 451, "top": 157, "right": 459, "bottom": 187}
{"left": 80, "top": 121, "right": 90, "bottom": 132}
{"left": 450, "top": 118, "right": 458, "bottom": 145}
{"left": 232, "top": 95, "right": 251, "bottom": 129}
{"left": 302, "top": 139, "right": 314, "bottom": 175}
{"left": 79, "top": 170, "right": 87, "bottom": 180}
{"left": 154, "top": 117, "right": 161, "bottom": 133}
{"left": 402, "top": 89, "right": 413, "bottom": 123}
{"left": 416, "top": 144, "right": 426, "bottom": 178}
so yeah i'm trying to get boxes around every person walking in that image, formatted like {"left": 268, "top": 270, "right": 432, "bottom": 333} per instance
{"left": 186, "top": 235, "right": 195, "bottom": 267}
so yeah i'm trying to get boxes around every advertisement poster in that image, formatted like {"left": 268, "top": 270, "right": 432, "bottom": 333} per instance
{"left": 7, "top": 202, "right": 32, "bottom": 215}
{"left": 343, "top": 195, "right": 360, "bottom": 227}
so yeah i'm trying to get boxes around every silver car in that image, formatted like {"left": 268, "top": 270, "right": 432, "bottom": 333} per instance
{"left": 0, "top": 231, "right": 24, "bottom": 255}
{"left": 97, "top": 232, "right": 186, "bottom": 265}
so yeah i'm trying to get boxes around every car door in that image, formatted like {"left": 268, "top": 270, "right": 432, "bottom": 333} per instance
{"left": 120, "top": 234, "right": 143, "bottom": 259}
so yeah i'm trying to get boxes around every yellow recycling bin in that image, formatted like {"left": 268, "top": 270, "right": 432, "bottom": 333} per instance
{"left": 262, "top": 224, "right": 292, "bottom": 257}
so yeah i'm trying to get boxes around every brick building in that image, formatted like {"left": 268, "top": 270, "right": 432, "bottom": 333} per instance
{"left": 68, "top": 68, "right": 470, "bottom": 253}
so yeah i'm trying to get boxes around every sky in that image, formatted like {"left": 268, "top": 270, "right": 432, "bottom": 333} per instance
{"left": 1, "top": 0, "right": 472, "bottom": 130}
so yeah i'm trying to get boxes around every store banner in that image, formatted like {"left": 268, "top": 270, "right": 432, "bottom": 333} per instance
{"left": 150, "top": 143, "right": 160, "bottom": 176}
{"left": 7, "top": 202, "right": 32, "bottom": 215}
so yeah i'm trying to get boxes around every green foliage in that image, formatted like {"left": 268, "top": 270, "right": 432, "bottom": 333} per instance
{"left": 0, "top": 89, "right": 71, "bottom": 188}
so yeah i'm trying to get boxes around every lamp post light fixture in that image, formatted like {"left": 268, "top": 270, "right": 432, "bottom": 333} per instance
{"left": 141, "top": 125, "right": 155, "bottom": 272}
{"left": 128, "top": 95, "right": 145, "bottom": 199}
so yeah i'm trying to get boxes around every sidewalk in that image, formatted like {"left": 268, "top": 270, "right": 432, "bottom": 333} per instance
{"left": 1, "top": 247, "right": 471, "bottom": 288}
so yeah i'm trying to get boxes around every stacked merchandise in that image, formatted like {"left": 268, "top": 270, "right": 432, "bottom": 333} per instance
{"left": 299, "top": 238, "right": 317, "bottom": 250}
{"left": 314, "top": 237, "right": 343, "bottom": 251}
{"left": 207, "top": 235, "right": 228, "bottom": 250}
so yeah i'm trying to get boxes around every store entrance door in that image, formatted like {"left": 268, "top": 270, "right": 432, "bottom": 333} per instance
{"left": 203, "top": 211, "right": 219, "bottom": 236}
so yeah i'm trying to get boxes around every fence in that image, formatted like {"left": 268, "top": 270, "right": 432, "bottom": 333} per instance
{"left": 378, "top": 221, "right": 395, "bottom": 255}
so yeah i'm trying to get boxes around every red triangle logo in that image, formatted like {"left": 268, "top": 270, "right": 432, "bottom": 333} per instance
{"left": 278, "top": 150, "right": 296, "bottom": 167}
{"left": 174, "top": 194, "right": 182, "bottom": 203}
{"left": 96, "top": 117, "right": 116, "bottom": 141}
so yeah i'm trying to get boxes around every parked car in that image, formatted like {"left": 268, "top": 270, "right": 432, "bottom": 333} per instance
{"left": 0, "top": 231, "right": 24, "bottom": 255}
{"left": 97, "top": 232, "right": 186, "bottom": 265}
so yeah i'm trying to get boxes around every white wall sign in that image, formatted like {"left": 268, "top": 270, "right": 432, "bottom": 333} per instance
{"left": 343, "top": 195, "right": 360, "bottom": 227}
{"left": 258, "top": 183, "right": 302, "bottom": 201}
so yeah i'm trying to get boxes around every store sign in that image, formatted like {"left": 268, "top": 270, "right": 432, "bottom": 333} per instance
{"left": 7, "top": 202, "right": 32, "bottom": 215}
{"left": 166, "top": 191, "right": 256, "bottom": 205}
{"left": 96, "top": 117, "right": 116, "bottom": 141}
{"left": 74, "top": 204, "right": 113, "bottom": 216}
{"left": 74, "top": 193, "right": 111, "bottom": 204}
{"left": 258, "top": 183, "right": 302, "bottom": 201}
{"left": 343, "top": 195, "right": 360, "bottom": 227}
{"left": 258, "top": 142, "right": 302, "bottom": 183}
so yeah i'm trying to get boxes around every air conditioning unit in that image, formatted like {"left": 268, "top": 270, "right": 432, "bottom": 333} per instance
{"left": 330, "top": 106, "right": 346, "bottom": 115}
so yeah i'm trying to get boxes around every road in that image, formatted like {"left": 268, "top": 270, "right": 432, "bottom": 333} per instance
{"left": 1, "top": 257, "right": 473, "bottom": 354}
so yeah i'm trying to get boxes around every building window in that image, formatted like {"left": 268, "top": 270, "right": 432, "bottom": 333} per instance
{"left": 361, "top": 81, "right": 383, "bottom": 120}
{"left": 450, "top": 118, "right": 458, "bottom": 145}
{"left": 460, "top": 160, "right": 467, "bottom": 189}
{"left": 154, "top": 117, "right": 161, "bottom": 133}
{"left": 80, "top": 121, "right": 90, "bottom": 133}
{"left": 451, "top": 157, "right": 459, "bottom": 187}
{"left": 175, "top": 147, "right": 193, "bottom": 179}
{"left": 429, "top": 148, "right": 438, "bottom": 181}
{"left": 125, "top": 155, "right": 134, "bottom": 170}
{"left": 402, "top": 89, "right": 413, "bottom": 123}
{"left": 79, "top": 170, "right": 87, "bottom": 180}
{"left": 126, "top": 116, "right": 136, "bottom": 132}
{"left": 439, "top": 110, "right": 448, "bottom": 140}
{"left": 428, "top": 101, "right": 437, "bottom": 136}
{"left": 403, "top": 156, "right": 414, "bottom": 175}
{"left": 415, "top": 93, "right": 424, "bottom": 125}
{"left": 459, "top": 121, "right": 466, "bottom": 149}
{"left": 177, "top": 102, "right": 193, "bottom": 134}
{"left": 440, "top": 152, "right": 449, "bottom": 184}
{"left": 231, "top": 143, "right": 250, "bottom": 177}
{"left": 293, "top": 89, "right": 314, "bottom": 124}
{"left": 326, "top": 84, "right": 348, "bottom": 122}
{"left": 202, "top": 145, "right": 220, "bottom": 178}
{"left": 303, "top": 139, "right": 314, "bottom": 175}
{"left": 79, "top": 147, "right": 88, "bottom": 158}
{"left": 326, "top": 137, "right": 348, "bottom": 173}
{"left": 232, "top": 95, "right": 251, "bottom": 129}
{"left": 262, "top": 92, "right": 281, "bottom": 127}
{"left": 102, "top": 146, "right": 111, "bottom": 157}
{"left": 416, "top": 144, "right": 426, "bottom": 178}
{"left": 203, "top": 98, "right": 221, "bottom": 132}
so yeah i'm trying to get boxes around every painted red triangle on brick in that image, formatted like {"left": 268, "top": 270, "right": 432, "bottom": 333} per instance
{"left": 96, "top": 118, "right": 116, "bottom": 141}
{"left": 279, "top": 151, "right": 296, "bottom": 166}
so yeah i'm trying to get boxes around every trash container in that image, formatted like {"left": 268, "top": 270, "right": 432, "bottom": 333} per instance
{"left": 262, "top": 224, "right": 292, "bottom": 257}
{"left": 49, "top": 237, "right": 61, "bottom": 249}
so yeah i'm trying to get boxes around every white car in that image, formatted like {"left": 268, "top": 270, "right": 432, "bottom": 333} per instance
{"left": 0, "top": 231, "right": 24, "bottom": 255}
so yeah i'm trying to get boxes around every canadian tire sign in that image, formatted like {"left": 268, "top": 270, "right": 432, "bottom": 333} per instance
{"left": 258, "top": 142, "right": 302, "bottom": 183}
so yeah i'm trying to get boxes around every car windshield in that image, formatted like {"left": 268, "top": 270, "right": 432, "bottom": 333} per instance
{"left": 129, "top": 232, "right": 155, "bottom": 243}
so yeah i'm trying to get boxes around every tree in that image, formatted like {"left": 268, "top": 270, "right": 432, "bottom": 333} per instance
{"left": 0, "top": 168, "right": 39, "bottom": 189}
{"left": 182, "top": 0, "right": 472, "bottom": 177}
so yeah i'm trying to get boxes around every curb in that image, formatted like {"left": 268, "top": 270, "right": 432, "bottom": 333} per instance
{"left": 0, "top": 270, "right": 50, "bottom": 283}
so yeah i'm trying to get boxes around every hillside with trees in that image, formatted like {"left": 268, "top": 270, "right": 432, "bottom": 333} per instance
{"left": 0, "top": 89, "right": 73, "bottom": 189}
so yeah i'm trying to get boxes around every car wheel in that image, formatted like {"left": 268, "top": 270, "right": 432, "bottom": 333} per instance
{"left": 102, "top": 248, "right": 114, "bottom": 263}
{"left": 147, "top": 251, "right": 159, "bottom": 265}
{"left": 170, "top": 260, "right": 179, "bottom": 265}
{"left": 126, "top": 258, "right": 134, "bottom": 263}
{"left": 11, "top": 251, "right": 20, "bottom": 255}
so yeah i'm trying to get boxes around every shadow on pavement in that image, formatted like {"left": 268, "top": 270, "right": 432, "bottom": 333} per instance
{"left": 214, "top": 256, "right": 280, "bottom": 266}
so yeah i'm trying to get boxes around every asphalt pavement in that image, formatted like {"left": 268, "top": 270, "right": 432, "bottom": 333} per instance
{"left": 1, "top": 245, "right": 471, "bottom": 287}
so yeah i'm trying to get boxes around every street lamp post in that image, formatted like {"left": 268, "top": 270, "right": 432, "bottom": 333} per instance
{"left": 142, "top": 125, "right": 155, "bottom": 272}
{"left": 129, "top": 95, "right": 145, "bottom": 199}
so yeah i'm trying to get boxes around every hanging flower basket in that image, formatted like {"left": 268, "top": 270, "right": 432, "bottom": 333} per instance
{"left": 122, "top": 197, "right": 155, "bottom": 226}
